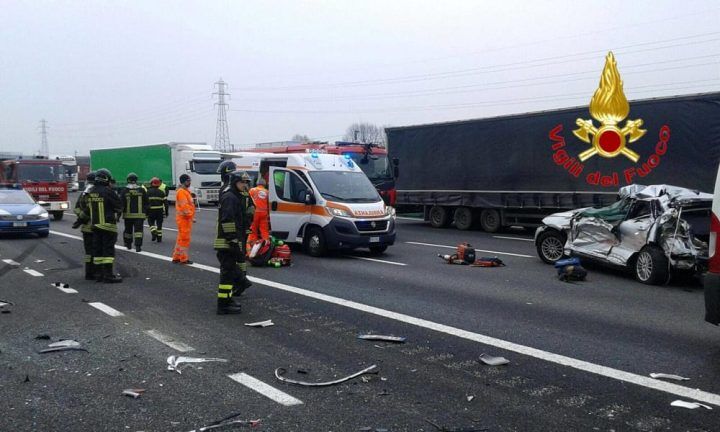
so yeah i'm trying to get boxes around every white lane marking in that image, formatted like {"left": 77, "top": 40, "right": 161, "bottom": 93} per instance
{"left": 228, "top": 373, "right": 303, "bottom": 406}
{"left": 494, "top": 235, "right": 534, "bottom": 242}
{"left": 50, "top": 283, "right": 78, "bottom": 294}
{"left": 145, "top": 329, "right": 195, "bottom": 352}
{"left": 49, "top": 229, "right": 720, "bottom": 407}
{"left": 143, "top": 224, "right": 178, "bottom": 232}
{"left": 2, "top": 259, "right": 20, "bottom": 266}
{"left": 23, "top": 269, "right": 44, "bottom": 277}
{"left": 395, "top": 216, "right": 423, "bottom": 221}
{"left": 345, "top": 255, "right": 407, "bottom": 266}
{"left": 405, "top": 241, "right": 533, "bottom": 258}
{"left": 88, "top": 302, "right": 125, "bottom": 317}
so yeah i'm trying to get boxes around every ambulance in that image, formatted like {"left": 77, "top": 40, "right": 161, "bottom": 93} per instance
{"left": 228, "top": 151, "right": 396, "bottom": 256}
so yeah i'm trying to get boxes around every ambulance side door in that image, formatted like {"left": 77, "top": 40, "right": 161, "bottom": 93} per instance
{"left": 268, "top": 167, "right": 313, "bottom": 243}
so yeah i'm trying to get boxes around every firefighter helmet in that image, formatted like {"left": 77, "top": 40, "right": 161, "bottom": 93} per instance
{"left": 86, "top": 171, "right": 97, "bottom": 184}
{"left": 150, "top": 177, "right": 161, "bottom": 187}
{"left": 229, "top": 170, "right": 251, "bottom": 186}
{"left": 126, "top": 172, "right": 138, "bottom": 183}
{"left": 217, "top": 160, "right": 237, "bottom": 183}
{"left": 95, "top": 168, "right": 112, "bottom": 184}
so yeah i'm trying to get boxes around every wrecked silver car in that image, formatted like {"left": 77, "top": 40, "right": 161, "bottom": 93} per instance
{"left": 535, "top": 184, "right": 711, "bottom": 284}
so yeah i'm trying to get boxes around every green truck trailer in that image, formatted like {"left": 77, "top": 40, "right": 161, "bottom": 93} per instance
{"left": 90, "top": 142, "right": 222, "bottom": 204}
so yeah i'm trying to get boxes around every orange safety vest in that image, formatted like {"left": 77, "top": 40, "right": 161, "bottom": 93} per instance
{"left": 175, "top": 188, "right": 195, "bottom": 219}
{"left": 249, "top": 185, "right": 269, "bottom": 213}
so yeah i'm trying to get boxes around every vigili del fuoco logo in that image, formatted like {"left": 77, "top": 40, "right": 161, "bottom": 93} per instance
{"left": 549, "top": 52, "right": 670, "bottom": 187}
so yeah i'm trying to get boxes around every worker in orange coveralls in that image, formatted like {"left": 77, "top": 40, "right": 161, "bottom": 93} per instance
{"left": 172, "top": 174, "right": 196, "bottom": 264}
{"left": 248, "top": 177, "right": 270, "bottom": 243}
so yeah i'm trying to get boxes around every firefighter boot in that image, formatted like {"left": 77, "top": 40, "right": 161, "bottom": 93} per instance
{"left": 85, "top": 263, "right": 95, "bottom": 281}
{"left": 217, "top": 298, "right": 242, "bottom": 315}
{"left": 103, "top": 265, "right": 123, "bottom": 284}
{"left": 232, "top": 274, "right": 253, "bottom": 297}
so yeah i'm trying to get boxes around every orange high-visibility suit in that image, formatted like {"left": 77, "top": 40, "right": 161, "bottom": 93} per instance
{"left": 248, "top": 184, "right": 269, "bottom": 242}
{"left": 173, "top": 187, "right": 195, "bottom": 263}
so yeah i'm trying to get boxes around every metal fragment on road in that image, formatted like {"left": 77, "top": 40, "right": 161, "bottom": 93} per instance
{"left": 670, "top": 400, "right": 713, "bottom": 410}
{"left": 39, "top": 346, "right": 88, "bottom": 354}
{"left": 357, "top": 334, "right": 406, "bottom": 343}
{"left": 0, "top": 299, "right": 14, "bottom": 307}
{"left": 244, "top": 319, "right": 274, "bottom": 327}
{"left": 479, "top": 353, "right": 510, "bottom": 366}
{"left": 275, "top": 364, "right": 377, "bottom": 387}
{"left": 167, "top": 355, "right": 227, "bottom": 374}
{"left": 189, "top": 412, "right": 261, "bottom": 432}
{"left": 48, "top": 340, "right": 80, "bottom": 348}
{"left": 122, "top": 388, "right": 146, "bottom": 398}
{"left": 650, "top": 373, "right": 690, "bottom": 381}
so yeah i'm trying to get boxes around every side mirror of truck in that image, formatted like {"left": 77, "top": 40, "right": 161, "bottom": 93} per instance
{"left": 185, "top": 161, "right": 191, "bottom": 171}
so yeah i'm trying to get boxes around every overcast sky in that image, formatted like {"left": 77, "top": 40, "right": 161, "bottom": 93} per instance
{"left": 1, "top": 0, "right": 718, "bottom": 156}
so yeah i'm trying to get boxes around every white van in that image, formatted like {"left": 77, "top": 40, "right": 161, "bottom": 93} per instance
{"left": 706, "top": 164, "right": 720, "bottom": 325}
{"left": 229, "top": 152, "right": 396, "bottom": 256}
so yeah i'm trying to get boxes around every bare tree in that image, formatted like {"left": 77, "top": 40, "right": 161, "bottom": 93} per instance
{"left": 343, "top": 122, "right": 387, "bottom": 145}
{"left": 291, "top": 134, "right": 311, "bottom": 143}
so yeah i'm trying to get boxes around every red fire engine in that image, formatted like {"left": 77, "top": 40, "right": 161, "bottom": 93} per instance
{"left": 248, "top": 142, "right": 399, "bottom": 206}
{"left": 0, "top": 157, "right": 71, "bottom": 221}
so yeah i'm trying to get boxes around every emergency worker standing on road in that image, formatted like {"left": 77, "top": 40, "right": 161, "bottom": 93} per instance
{"left": 146, "top": 177, "right": 166, "bottom": 242}
{"left": 216, "top": 160, "right": 237, "bottom": 197}
{"left": 214, "top": 170, "right": 253, "bottom": 314}
{"left": 158, "top": 178, "right": 169, "bottom": 217}
{"left": 73, "top": 171, "right": 96, "bottom": 280}
{"left": 248, "top": 177, "right": 270, "bottom": 242}
{"left": 172, "top": 174, "right": 195, "bottom": 264}
{"left": 82, "top": 168, "right": 122, "bottom": 283}
{"left": 120, "top": 172, "right": 149, "bottom": 252}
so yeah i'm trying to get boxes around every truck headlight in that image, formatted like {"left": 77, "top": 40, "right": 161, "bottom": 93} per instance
{"left": 327, "top": 207, "right": 351, "bottom": 217}
{"left": 60, "top": 203, "right": 69, "bottom": 209}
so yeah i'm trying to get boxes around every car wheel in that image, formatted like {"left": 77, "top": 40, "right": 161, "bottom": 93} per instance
{"left": 52, "top": 212, "right": 64, "bottom": 221}
{"left": 479, "top": 209, "right": 501, "bottom": 233}
{"left": 453, "top": 207, "right": 473, "bottom": 230}
{"left": 536, "top": 230, "right": 566, "bottom": 264}
{"left": 304, "top": 226, "right": 327, "bottom": 257}
{"left": 429, "top": 206, "right": 450, "bottom": 228}
{"left": 369, "top": 245, "right": 388, "bottom": 255}
{"left": 634, "top": 246, "right": 669, "bottom": 285}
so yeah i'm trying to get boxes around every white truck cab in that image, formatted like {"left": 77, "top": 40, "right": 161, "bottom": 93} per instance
{"left": 229, "top": 151, "right": 396, "bottom": 256}
{"left": 169, "top": 144, "right": 222, "bottom": 204}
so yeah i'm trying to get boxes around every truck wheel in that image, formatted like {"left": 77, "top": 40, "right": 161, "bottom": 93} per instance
{"left": 479, "top": 209, "right": 501, "bottom": 233}
{"left": 634, "top": 246, "right": 669, "bottom": 285}
{"left": 453, "top": 207, "right": 473, "bottom": 230}
{"left": 429, "top": 206, "right": 450, "bottom": 228}
{"left": 304, "top": 226, "right": 327, "bottom": 257}
{"left": 536, "top": 230, "right": 566, "bottom": 264}
{"left": 369, "top": 245, "right": 388, "bottom": 255}
{"left": 52, "top": 212, "right": 64, "bottom": 221}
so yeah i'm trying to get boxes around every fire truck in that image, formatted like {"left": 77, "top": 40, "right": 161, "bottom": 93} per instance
{"left": 248, "top": 142, "right": 399, "bottom": 206}
{"left": 0, "top": 157, "right": 71, "bottom": 221}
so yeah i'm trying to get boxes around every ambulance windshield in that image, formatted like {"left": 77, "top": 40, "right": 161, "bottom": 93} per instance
{"left": 309, "top": 171, "right": 380, "bottom": 203}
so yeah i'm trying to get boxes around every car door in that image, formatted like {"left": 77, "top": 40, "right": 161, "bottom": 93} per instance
{"left": 268, "top": 167, "right": 313, "bottom": 243}
{"left": 611, "top": 199, "right": 656, "bottom": 264}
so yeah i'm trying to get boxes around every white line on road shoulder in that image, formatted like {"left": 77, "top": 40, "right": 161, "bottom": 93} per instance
{"left": 395, "top": 216, "right": 423, "bottom": 221}
{"left": 23, "top": 269, "right": 44, "bottom": 277}
{"left": 493, "top": 235, "right": 534, "bottom": 242}
{"left": 50, "top": 229, "right": 720, "bottom": 407}
{"left": 88, "top": 302, "right": 125, "bottom": 317}
{"left": 405, "top": 241, "right": 533, "bottom": 258}
{"left": 346, "top": 255, "right": 407, "bottom": 266}
{"left": 2, "top": 259, "right": 20, "bottom": 266}
{"left": 50, "top": 283, "right": 78, "bottom": 294}
{"left": 228, "top": 373, "right": 303, "bottom": 406}
{"left": 145, "top": 329, "right": 195, "bottom": 352}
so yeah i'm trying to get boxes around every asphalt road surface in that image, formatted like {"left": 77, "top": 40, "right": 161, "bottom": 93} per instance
{"left": 1, "top": 196, "right": 719, "bottom": 431}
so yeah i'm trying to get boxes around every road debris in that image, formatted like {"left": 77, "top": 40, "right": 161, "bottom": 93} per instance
{"left": 479, "top": 353, "right": 510, "bottom": 366}
{"left": 48, "top": 340, "right": 81, "bottom": 348}
{"left": 34, "top": 334, "right": 51, "bottom": 340}
{"left": 34, "top": 259, "right": 45, "bottom": 263}
{"left": 0, "top": 299, "right": 14, "bottom": 307}
{"left": 275, "top": 364, "right": 377, "bottom": 387}
{"left": 189, "top": 412, "right": 261, "bottom": 431}
{"left": 466, "top": 395, "right": 475, "bottom": 402}
{"left": 244, "top": 320, "right": 274, "bottom": 328}
{"left": 650, "top": 373, "right": 690, "bottom": 381}
{"left": 167, "top": 355, "right": 228, "bottom": 374}
{"left": 425, "top": 418, "right": 489, "bottom": 432}
{"left": 122, "top": 388, "right": 146, "bottom": 398}
{"left": 670, "top": 400, "right": 713, "bottom": 410}
{"left": 357, "top": 334, "right": 406, "bottom": 343}
{"left": 39, "top": 345, "right": 88, "bottom": 354}
{"left": 555, "top": 258, "right": 587, "bottom": 282}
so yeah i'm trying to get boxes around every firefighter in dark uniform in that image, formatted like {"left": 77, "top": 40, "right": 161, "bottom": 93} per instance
{"left": 216, "top": 160, "right": 237, "bottom": 197}
{"left": 73, "top": 171, "right": 96, "bottom": 280}
{"left": 214, "top": 170, "right": 253, "bottom": 314}
{"left": 83, "top": 168, "right": 122, "bottom": 283}
{"left": 146, "top": 177, "right": 166, "bottom": 242}
{"left": 119, "top": 172, "right": 149, "bottom": 252}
